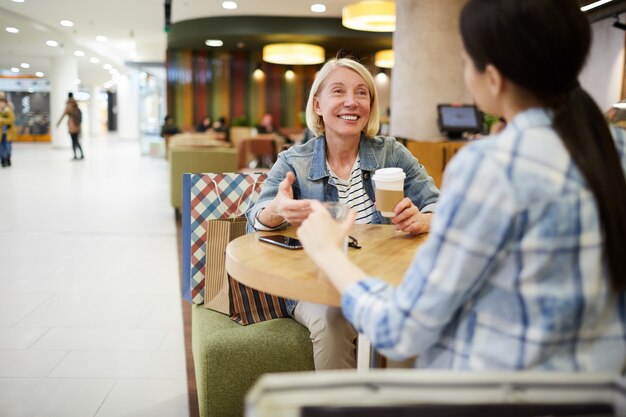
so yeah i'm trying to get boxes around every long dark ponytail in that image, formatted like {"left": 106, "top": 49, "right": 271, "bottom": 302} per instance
{"left": 461, "top": 0, "right": 626, "bottom": 292}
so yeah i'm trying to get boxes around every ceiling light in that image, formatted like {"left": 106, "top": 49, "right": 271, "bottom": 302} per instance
{"left": 222, "top": 1, "right": 237, "bottom": 9}
{"left": 342, "top": 1, "right": 395, "bottom": 32}
{"left": 20, "top": 63, "right": 30, "bottom": 69}
{"left": 263, "top": 43, "right": 325, "bottom": 65}
{"left": 103, "top": 63, "right": 112, "bottom": 70}
{"left": 11, "top": 0, "right": 24, "bottom": 3}
{"left": 60, "top": 20, "right": 74, "bottom": 27}
{"left": 74, "top": 50, "right": 85, "bottom": 57}
{"left": 374, "top": 49, "right": 394, "bottom": 68}
{"left": 253, "top": 68, "right": 264, "bottom": 80}
{"left": 285, "top": 69, "right": 295, "bottom": 81}
{"left": 5, "top": 27, "right": 19, "bottom": 34}
{"left": 35, "top": 71, "right": 44, "bottom": 77}
{"left": 581, "top": 0, "right": 614, "bottom": 12}
{"left": 75, "top": 78, "right": 81, "bottom": 85}
{"left": 96, "top": 35, "right": 107, "bottom": 42}
{"left": 90, "top": 57, "right": 100, "bottom": 64}
{"left": 10, "top": 67, "right": 19, "bottom": 73}
{"left": 46, "top": 40, "right": 59, "bottom": 47}
{"left": 311, "top": 3, "right": 326, "bottom": 13}
{"left": 205, "top": 39, "right": 224, "bottom": 47}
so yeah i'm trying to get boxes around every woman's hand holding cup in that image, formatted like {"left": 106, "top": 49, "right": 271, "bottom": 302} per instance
{"left": 390, "top": 198, "right": 431, "bottom": 235}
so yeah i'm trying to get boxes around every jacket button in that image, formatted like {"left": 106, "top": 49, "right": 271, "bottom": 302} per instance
{"left": 363, "top": 173, "right": 369, "bottom": 180}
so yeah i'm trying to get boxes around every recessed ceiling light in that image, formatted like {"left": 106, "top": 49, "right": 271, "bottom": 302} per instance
{"left": 10, "top": 67, "right": 19, "bottom": 73}
{"left": 46, "top": 40, "right": 59, "bottom": 47}
{"left": 5, "top": 27, "right": 19, "bottom": 34}
{"left": 11, "top": 0, "right": 25, "bottom": 3}
{"left": 96, "top": 35, "right": 107, "bottom": 42}
{"left": 89, "top": 57, "right": 100, "bottom": 64}
{"left": 20, "top": 63, "right": 30, "bottom": 69}
{"left": 74, "top": 50, "right": 85, "bottom": 57}
{"left": 311, "top": 3, "right": 326, "bottom": 13}
{"left": 75, "top": 78, "right": 81, "bottom": 85}
{"left": 103, "top": 63, "right": 112, "bottom": 70}
{"left": 222, "top": 1, "right": 237, "bottom": 10}
{"left": 60, "top": 20, "right": 74, "bottom": 27}
{"left": 580, "top": 0, "right": 614, "bottom": 11}
{"left": 205, "top": 39, "right": 224, "bottom": 47}
{"left": 35, "top": 71, "right": 44, "bottom": 77}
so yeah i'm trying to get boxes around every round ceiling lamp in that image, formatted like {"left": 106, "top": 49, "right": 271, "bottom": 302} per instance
{"left": 342, "top": 1, "right": 396, "bottom": 32}
{"left": 375, "top": 49, "right": 394, "bottom": 68}
{"left": 262, "top": 43, "right": 325, "bottom": 65}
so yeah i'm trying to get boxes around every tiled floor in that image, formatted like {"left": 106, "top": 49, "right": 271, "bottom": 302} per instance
{"left": 0, "top": 136, "right": 189, "bottom": 416}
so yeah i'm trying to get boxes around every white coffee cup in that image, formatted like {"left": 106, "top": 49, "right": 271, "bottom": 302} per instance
{"left": 372, "top": 168, "right": 406, "bottom": 217}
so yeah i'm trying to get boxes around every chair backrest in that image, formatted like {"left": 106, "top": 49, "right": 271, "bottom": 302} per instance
{"left": 246, "top": 370, "right": 624, "bottom": 417}
{"left": 237, "top": 137, "right": 277, "bottom": 170}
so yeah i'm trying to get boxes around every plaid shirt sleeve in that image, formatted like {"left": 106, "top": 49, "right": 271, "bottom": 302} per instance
{"left": 342, "top": 142, "right": 518, "bottom": 361}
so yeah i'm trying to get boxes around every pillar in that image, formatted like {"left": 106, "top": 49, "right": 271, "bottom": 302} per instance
{"left": 50, "top": 56, "right": 78, "bottom": 148}
{"left": 390, "top": 0, "right": 472, "bottom": 141}
{"left": 117, "top": 67, "right": 140, "bottom": 141}
{"left": 89, "top": 85, "right": 102, "bottom": 137}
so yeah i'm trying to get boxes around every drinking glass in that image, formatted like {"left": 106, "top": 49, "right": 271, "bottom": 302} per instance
{"left": 322, "top": 201, "right": 350, "bottom": 252}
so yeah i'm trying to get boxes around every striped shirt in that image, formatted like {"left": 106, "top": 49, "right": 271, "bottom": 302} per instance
{"left": 342, "top": 108, "right": 626, "bottom": 371}
{"left": 328, "top": 157, "right": 375, "bottom": 225}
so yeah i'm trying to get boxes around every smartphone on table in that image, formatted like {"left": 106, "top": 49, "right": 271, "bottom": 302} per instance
{"left": 258, "top": 234, "right": 303, "bottom": 250}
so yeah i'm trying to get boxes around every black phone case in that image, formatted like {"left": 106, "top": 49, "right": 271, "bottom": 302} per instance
{"left": 258, "top": 235, "right": 303, "bottom": 250}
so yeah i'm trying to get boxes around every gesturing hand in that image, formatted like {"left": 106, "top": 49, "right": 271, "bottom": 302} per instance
{"left": 271, "top": 172, "right": 313, "bottom": 226}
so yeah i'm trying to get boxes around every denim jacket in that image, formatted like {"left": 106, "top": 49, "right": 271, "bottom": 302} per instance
{"left": 247, "top": 134, "right": 439, "bottom": 231}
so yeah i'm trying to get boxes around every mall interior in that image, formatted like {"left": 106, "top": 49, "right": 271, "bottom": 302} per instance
{"left": 1, "top": 0, "right": 626, "bottom": 416}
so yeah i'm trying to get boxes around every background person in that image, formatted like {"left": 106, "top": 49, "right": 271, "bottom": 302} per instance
{"left": 247, "top": 57, "right": 440, "bottom": 370}
{"left": 56, "top": 93, "right": 84, "bottom": 160}
{"left": 196, "top": 115, "right": 213, "bottom": 133}
{"left": 0, "top": 96, "right": 16, "bottom": 167}
{"left": 297, "top": 0, "right": 626, "bottom": 371}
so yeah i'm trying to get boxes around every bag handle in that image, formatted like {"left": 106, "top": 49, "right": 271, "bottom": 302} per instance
{"left": 210, "top": 176, "right": 265, "bottom": 218}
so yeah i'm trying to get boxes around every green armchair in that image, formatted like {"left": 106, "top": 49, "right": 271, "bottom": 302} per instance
{"left": 169, "top": 146, "right": 238, "bottom": 214}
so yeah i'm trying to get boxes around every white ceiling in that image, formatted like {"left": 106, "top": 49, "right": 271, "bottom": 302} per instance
{"left": 1, "top": 0, "right": 623, "bottom": 88}
{"left": 0, "top": 0, "right": 355, "bottom": 88}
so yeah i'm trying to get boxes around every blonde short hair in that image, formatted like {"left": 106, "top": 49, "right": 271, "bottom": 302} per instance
{"left": 305, "top": 58, "right": 380, "bottom": 137}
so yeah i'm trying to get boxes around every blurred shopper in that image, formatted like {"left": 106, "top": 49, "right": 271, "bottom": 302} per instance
{"left": 297, "top": 0, "right": 626, "bottom": 371}
{"left": 56, "top": 93, "right": 84, "bottom": 160}
{"left": 0, "top": 96, "right": 16, "bottom": 167}
{"left": 247, "top": 58, "right": 440, "bottom": 370}
{"left": 160, "top": 115, "right": 181, "bottom": 137}
{"left": 212, "top": 116, "right": 229, "bottom": 142}
{"left": 196, "top": 115, "right": 213, "bottom": 133}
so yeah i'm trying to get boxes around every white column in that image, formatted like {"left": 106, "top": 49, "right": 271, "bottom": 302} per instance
{"left": 117, "top": 67, "right": 140, "bottom": 141}
{"left": 391, "top": 0, "right": 471, "bottom": 140}
{"left": 50, "top": 56, "right": 78, "bottom": 148}
{"left": 89, "top": 86, "right": 102, "bottom": 137}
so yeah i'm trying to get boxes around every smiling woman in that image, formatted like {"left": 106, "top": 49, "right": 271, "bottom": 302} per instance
{"left": 247, "top": 57, "right": 440, "bottom": 371}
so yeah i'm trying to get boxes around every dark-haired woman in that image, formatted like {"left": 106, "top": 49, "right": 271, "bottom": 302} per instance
{"left": 296, "top": 0, "right": 626, "bottom": 371}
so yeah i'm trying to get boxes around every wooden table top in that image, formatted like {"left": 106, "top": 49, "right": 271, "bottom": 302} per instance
{"left": 225, "top": 224, "right": 427, "bottom": 306}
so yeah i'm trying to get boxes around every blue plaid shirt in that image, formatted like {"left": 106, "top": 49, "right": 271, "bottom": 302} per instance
{"left": 343, "top": 108, "right": 626, "bottom": 371}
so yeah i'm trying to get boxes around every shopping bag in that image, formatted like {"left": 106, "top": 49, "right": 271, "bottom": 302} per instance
{"left": 203, "top": 216, "right": 247, "bottom": 314}
{"left": 184, "top": 172, "right": 267, "bottom": 305}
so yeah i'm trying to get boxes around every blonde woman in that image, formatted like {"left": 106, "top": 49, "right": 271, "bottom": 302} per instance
{"left": 247, "top": 57, "right": 439, "bottom": 370}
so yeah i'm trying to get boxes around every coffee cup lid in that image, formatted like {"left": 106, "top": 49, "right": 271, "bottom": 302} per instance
{"left": 372, "top": 167, "right": 406, "bottom": 181}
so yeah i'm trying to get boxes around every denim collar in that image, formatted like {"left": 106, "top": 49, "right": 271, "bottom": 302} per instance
{"left": 308, "top": 134, "right": 379, "bottom": 181}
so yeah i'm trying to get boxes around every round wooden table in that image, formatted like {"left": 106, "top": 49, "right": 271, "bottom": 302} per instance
{"left": 225, "top": 224, "right": 427, "bottom": 307}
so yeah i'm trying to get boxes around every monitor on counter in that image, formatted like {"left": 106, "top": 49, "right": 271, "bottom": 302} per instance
{"left": 437, "top": 104, "right": 482, "bottom": 139}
